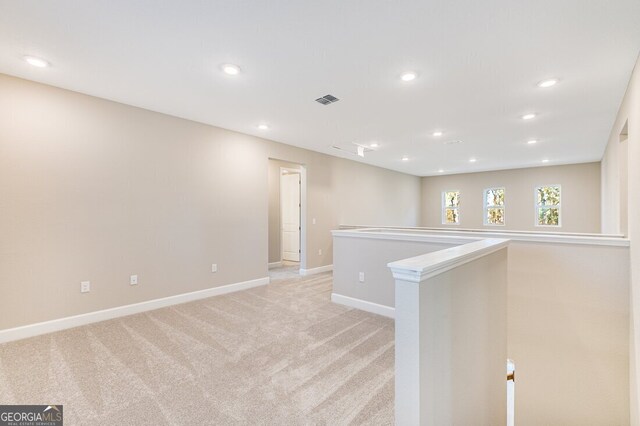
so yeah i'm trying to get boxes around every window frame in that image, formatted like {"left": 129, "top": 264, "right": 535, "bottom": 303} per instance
{"left": 441, "top": 190, "right": 461, "bottom": 225}
{"left": 483, "top": 187, "right": 505, "bottom": 226}
{"left": 534, "top": 184, "right": 562, "bottom": 227}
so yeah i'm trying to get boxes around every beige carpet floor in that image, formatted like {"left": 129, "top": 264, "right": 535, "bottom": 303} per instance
{"left": 0, "top": 271, "right": 395, "bottom": 425}
{"left": 268, "top": 261, "right": 301, "bottom": 281}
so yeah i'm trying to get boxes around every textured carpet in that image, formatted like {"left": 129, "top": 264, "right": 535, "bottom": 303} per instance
{"left": 268, "top": 261, "right": 301, "bottom": 281}
{"left": 0, "top": 271, "right": 395, "bottom": 425}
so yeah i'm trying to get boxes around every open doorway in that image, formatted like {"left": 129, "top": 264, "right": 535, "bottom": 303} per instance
{"left": 267, "top": 159, "right": 306, "bottom": 279}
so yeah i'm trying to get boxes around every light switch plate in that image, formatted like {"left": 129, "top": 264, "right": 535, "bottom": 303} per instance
{"left": 211, "top": 264, "right": 218, "bottom": 273}
{"left": 359, "top": 272, "right": 365, "bottom": 283}
{"left": 80, "top": 281, "right": 91, "bottom": 293}
{"left": 130, "top": 275, "right": 138, "bottom": 285}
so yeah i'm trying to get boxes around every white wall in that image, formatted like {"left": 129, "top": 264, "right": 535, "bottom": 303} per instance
{"left": 507, "top": 241, "right": 629, "bottom": 425}
{"left": 332, "top": 235, "right": 456, "bottom": 310}
{"left": 421, "top": 163, "right": 601, "bottom": 233}
{"left": 601, "top": 54, "right": 640, "bottom": 425}
{"left": 0, "top": 73, "right": 421, "bottom": 330}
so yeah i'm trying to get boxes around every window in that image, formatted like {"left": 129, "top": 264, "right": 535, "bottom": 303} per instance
{"left": 442, "top": 190, "right": 460, "bottom": 224}
{"left": 535, "top": 185, "right": 561, "bottom": 226}
{"left": 484, "top": 187, "right": 505, "bottom": 226}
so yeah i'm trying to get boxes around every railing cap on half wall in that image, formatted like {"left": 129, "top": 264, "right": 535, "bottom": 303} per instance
{"left": 335, "top": 226, "right": 629, "bottom": 247}
{"left": 387, "top": 238, "right": 510, "bottom": 283}
{"left": 332, "top": 228, "right": 482, "bottom": 245}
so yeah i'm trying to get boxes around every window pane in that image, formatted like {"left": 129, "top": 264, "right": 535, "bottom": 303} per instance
{"left": 445, "top": 208, "right": 459, "bottom": 224}
{"left": 444, "top": 191, "right": 459, "bottom": 207}
{"left": 538, "top": 207, "right": 560, "bottom": 225}
{"left": 537, "top": 186, "right": 560, "bottom": 206}
{"left": 486, "top": 208, "right": 504, "bottom": 225}
{"left": 485, "top": 188, "right": 504, "bottom": 207}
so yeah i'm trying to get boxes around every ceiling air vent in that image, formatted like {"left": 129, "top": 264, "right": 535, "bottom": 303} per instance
{"left": 315, "top": 94, "right": 340, "bottom": 105}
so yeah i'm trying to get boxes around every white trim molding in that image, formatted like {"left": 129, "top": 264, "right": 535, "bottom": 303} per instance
{"left": 332, "top": 229, "right": 479, "bottom": 245}
{"left": 333, "top": 227, "right": 629, "bottom": 247}
{"left": 268, "top": 261, "right": 283, "bottom": 269}
{"left": 0, "top": 276, "right": 270, "bottom": 344}
{"left": 388, "top": 238, "right": 510, "bottom": 283}
{"left": 331, "top": 293, "right": 395, "bottom": 318}
{"left": 299, "top": 264, "right": 333, "bottom": 276}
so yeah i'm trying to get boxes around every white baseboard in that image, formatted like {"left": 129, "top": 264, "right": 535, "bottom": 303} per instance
{"left": 268, "top": 261, "right": 282, "bottom": 269}
{"left": 0, "top": 276, "right": 270, "bottom": 344}
{"left": 331, "top": 293, "right": 395, "bottom": 318}
{"left": 299, "top": 264, "right": 333, "bottom": 276}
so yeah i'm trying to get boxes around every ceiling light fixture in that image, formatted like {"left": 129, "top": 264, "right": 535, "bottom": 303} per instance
{"left": 433, "top": 131, "right": 443, "bottom": 137}
{"left": 24, "top": 55, "right": 49, "bottom": 68}
{"left": 521, "top": 113, "right": 537, "bottom": 120}
{"left": 221, "top": 64, "right": 241, "bottom": 76}
{"left": 469, "top": 158, "right": 477, "bottom": 163}
{"left": 401, "top": 156, "right": 409, "bottom": 161}
{"left": 537, "top": 79, "right": 558, "bottom": 88}
{"left": 542, "top": 159, "right": 549, "bottom": 163}
{"left": 257, "top": 124, "right": 269, "bottom": 130}
{"left": 400, "top": 72, "right": 417, "bottom": 82}
{"left": 438, "top": 169, "right": 444, "bottom": 173}
{"left": 527, "top": 139, "right": 538, "bottom": 145}
{"left": 370, "top": 143, "right": 379, "bottom": 148}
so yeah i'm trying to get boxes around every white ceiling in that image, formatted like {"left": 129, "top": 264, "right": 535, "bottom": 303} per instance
{"left": 0, "top": 0, "right": 639, "bottom": 176}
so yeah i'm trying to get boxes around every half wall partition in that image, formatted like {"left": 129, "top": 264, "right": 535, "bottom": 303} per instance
{"left": 331, "top": 227, "right": 630, "bottom": 425}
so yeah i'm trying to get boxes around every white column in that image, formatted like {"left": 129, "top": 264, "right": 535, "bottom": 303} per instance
{"left": 394, "top": 278, "right": 423, "bottom": 425}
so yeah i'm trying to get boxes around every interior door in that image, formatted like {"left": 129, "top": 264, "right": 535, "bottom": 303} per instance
{"left": 281, "top": 172, "right": 300, "bottom": 262}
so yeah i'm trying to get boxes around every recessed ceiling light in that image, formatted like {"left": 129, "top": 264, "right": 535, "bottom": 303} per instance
{"left": 433, "top": 131, "right": 443, "bottom": 137}
{"left": 521, "top": 113, "right": 537, "bottom": 120}
{"left": 542, "top": 159, "right": 549, "bottom": 163}
{"left": 400, "top": 72, "right": 417, "bottom": 82}
{"left": 401, "top": 156, "right": 409, "bottom": 161}
{"left": 221, "top": 64, "right": 241, "bottom": 75}
{"left": 257, "top": 124, "right": 269, "bottom": 130}
{"left": 537, "top": 79, "right": 558, "bottom": 88}
{"left": 527, "top": 139, "right": 538, "bottom": 145}
{"left": 469, "top": 158, "right": 477, "bottom": 163}
{"left": 370, "top": 143, "right": 379, "bottom": 148}
{"left": 438, "top": 169, "right": 444, "bottom": 173}
{"left": 24, "top": 56, "right": 49, "bottom": 68}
